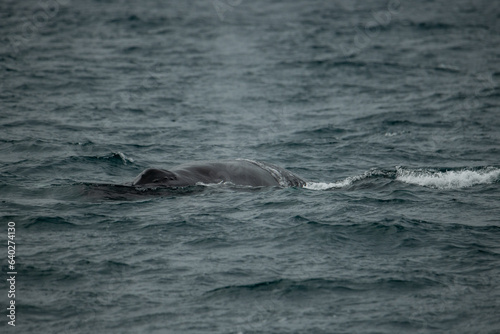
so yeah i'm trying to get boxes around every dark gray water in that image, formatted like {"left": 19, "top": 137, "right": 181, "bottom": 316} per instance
{"left": 1, "top": 0, "right": 500, "bottom": 333}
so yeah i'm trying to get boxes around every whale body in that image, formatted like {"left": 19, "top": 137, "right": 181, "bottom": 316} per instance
{"left": 131, "top": 159, "right": 306, "bottom": 188}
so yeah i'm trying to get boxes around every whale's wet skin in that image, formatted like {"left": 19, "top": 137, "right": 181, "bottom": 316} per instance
{"left": 131, "top": 159, "right": 306, "bottom": 188}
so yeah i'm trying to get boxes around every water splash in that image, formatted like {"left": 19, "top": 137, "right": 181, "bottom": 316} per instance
{"left": 114, "top": 152, "right": 134, "bottom": 165}
{"left": 305, "top": 167, "right": 499, "bottom": 190}
{"left": 396, "top": 167, "right": 500, "bottom": 189}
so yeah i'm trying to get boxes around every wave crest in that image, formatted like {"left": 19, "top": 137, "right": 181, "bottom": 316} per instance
{"left": 396, "top": 167, "right": 500, "bottom": 189}
{"left": 305, "top": 166, "right": 499, "bottom": 190}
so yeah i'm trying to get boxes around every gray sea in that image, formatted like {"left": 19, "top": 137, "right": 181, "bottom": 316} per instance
{"left": 1, "top": 0, "right": 500, "bottom": 333}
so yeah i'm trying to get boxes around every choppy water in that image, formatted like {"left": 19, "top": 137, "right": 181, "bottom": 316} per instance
{"left": 1, "top": 0, "right": 500, "bottom": 333}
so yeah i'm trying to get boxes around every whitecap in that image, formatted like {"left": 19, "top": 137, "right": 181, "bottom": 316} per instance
{"left": 396, "top": 167, "right": 500, "bottom": 189}
{"left": 304, "top": 180, "right": 351, "bottom": 190}
{"left": 115, "top": 152, "right": 134, "bottom": 164}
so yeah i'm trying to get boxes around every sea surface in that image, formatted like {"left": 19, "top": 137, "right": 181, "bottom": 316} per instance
{"left": 1, "top": 0, "right": 500, "bottom": 333}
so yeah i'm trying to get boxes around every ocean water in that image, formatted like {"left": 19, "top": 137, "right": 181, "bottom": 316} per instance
{"left": 1, "top": 0, "right": 500, "bottom": 333}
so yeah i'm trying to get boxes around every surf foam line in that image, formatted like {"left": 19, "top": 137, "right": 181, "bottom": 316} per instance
{"left": 304, "top": 167, "right": 500, "bottom": 190}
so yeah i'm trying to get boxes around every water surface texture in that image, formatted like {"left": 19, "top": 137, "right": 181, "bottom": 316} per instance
{"left": 1, "top": 0, "right": 500, "bottom": 333}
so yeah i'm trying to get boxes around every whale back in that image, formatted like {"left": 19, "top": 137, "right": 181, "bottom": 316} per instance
{"left": 172, "top": 161, "right": 280, "bottom": 187}
{"left": 132, "top": 168, "right": 178, "bottom": 186}
{"left": 131, "top": 160, "right": 306, "bottom": 188}
{"left": 244, "top": 160, "right": 306, "bottom": 187}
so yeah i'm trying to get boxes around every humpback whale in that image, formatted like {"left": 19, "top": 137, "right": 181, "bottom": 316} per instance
{"left": 131, "top": 159, "right": 306, "bottom": 188}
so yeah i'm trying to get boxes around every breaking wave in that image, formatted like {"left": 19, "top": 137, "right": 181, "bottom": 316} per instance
{"left": 395, "top": 166, "right": 500, "bottom": 189}
{"left": 305, "top": 167, "right": 500, "bottom": 190}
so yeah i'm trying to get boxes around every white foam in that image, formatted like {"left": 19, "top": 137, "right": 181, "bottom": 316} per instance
{"left": 304, "top": 169, "right": 386, "bottom": 190}
{"left": 304, "top": 167, "right": 500, "bottom": 191}
{"left": 396, "top": 167, "right": 500, "bottom": 189}
{"left": 304, "top": 172, "right": 369, "bottom": 190}
{"left": 304, "top": 180, "right": 350, "bottom": 190}
{"left": 116, "top": 151, "right": 134, "bottom": 164}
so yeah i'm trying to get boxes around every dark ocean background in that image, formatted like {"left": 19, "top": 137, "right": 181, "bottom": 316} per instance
{"left": 1, "top": 0, "right": 500, "bottom": 333}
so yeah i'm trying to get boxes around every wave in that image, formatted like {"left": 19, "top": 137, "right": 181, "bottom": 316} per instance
{"left": 24, "top": 216, "right": 77, "bottom": 230}
{"left": 80, "top": 182, "right": 206, "bottom": 201}
{"left": 86, "top": 151, "right": 135, "bottom": 165}
{"left": 305, "top": 166, "right": 500, "bottom": 190}
{"left": 395, "top": 167, "right": 500, "bottom": 189}
{"left": 304, "top": 168, "right": 391, "bottom": 190}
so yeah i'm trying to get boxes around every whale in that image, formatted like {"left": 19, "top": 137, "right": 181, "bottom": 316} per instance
{"left": 131, "top": 159, "right": 306, "bottom": 188}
